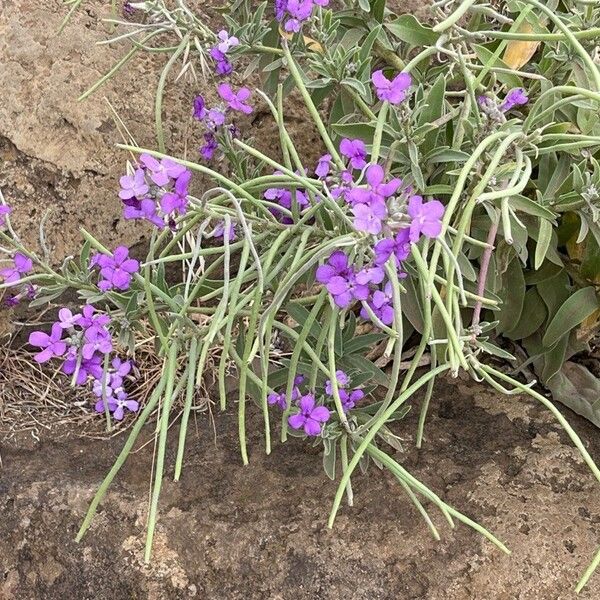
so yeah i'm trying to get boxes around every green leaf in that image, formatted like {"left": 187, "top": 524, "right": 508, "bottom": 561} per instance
{"left": 385, "top": 15, "right": 439, "bottom": 46}
{"left": 286, "top": 302, "right": 321, "bottom": 340}
{"left": 473, "top": 44, "right": 522, "bottom": 88}
{"left": 505, "top": 288, "right": 547, "bottom": 341}
{"left": 477, "top": 340, "right": 516, "bottom": 361}
{"left": 509, "top": 195, "right": 557, "bottom": 220}
{"left": 535, "top": 218, "right": 553, "bottom": 270}
{"left": 497, "top": 255, "right": 525, "bottom": 334}
{"left": 344, "top": 333, "right": 387, "bottom": 355}
{"left": 322, "top": 438, "right": 337, "bottom": 480}
{"left": 418, "top": 75, "right": 446, "bottom": 155}
{"left": 542, "top": 286, "right": 599, "bottom": 348}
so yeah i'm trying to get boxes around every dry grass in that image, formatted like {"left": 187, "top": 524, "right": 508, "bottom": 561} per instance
{"left": 0, "top": 327, "right": 215, "bottom": 443}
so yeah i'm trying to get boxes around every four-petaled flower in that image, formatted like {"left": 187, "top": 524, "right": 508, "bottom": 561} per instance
{"left": 119, "top": 168, "right": 148, "bottom": 200}
{"left": 372, "top": 70, "right": 412, "bottom": 104}
{"left": 160, "top": 170, "right": 191, "bottom": 215}
{"left": 352, "top": 200, "right": 387, "bottom": 235}
{"left": 0, "top": 252, "right": 33, "bottom": 285}
{"left": 361, "top": 281, "right": 395, "bottom": 325}
{"left": 29, "top": 323, "right": 67, "bottom": 363}
{"left": 218, "top": 83, "right": 253, "bottom": 114}
{"left": 340, "top": 138, "right": 367, "bottom": 170}
{"left": 407, "top": 196, "right": 444, "bottom": 242}
{"left": 140, "top": 154, "right": 187, "bottom": 187}
{"left": 288, "top": 393, "right": 330, "bottom": 436}
{"left": 346, "top": 164, "right": 401, "bottom": 206}
{"left": 96, "top": 246, "right": 140, "bottom": 292}
{"left": 216, "top": 30, "right": 239, "bottom": 54}
{"left": 325, "top": 369, "right": 349, "bottom": 395}
{"left": 373, "top": 229, "right": 411, "bottom": 266}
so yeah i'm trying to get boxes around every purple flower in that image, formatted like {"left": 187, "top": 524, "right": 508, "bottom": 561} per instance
{"left": 372, "top": 70, "right": 412, "bottom": 104}
{"left": 0, "top": 253, "right": 33, "bottom": 285}
{"left": 97, "top": 246, "right": 140, "bottom": 292}
{"left": 352, "top": 199, "right": 387, "bottom": 235}
{"left": 216, "top": 30, "right": 239, "bottom": 54}
{"left": 501, "top": 87, "right": 528, "bottom": 112}
{"left": 283, "top": 0, "right": 313, "bottom": 32}
{"left": 315, "top": 154, "right": 332, "bottom": 179}
{"left": 288, "top": 393, "right": 330, "bottom": 436}
{"left": 268, "top": 391, "right": 287, "bottom": 410}
{"left": 275, "top": 0, "right": 287, "bottom": 20}
{"left": 339, "top": 388, "right": 364, "bottom": 412}
{"left": 140, "top": 154, "right": 186, "bottom": 187}
{"left": 76, "top": 305, "right": 111, "bottom": 330}
{"left": 28, "top": 323, "right": 67, "bottom": 363}
{"left": 200, "top": 132, "right": 219, "bottom": 161}
{"left": 407, "top": 196, "right": 444, "bottom": 242}
{"left": 264, "top": 181, "right": 309, "bottom": 224}
{"left": 315, "top": 251, "right": 353, "bottom": 284}
{"left": 123, "top": 198, "right": 165, "bottom": 229}
{"left": 82, "top": 326, "right": 113, "bottom": 360}
{"left": 160, "top": 170, "right": 191, "bottom": 215}
{"left": 210, "top": 48, "right": 233, "bottom": 76}
{"left": 63, "top": 353, "right": 103, "bottom": 385}
{"left": 346, "top": 164, "right": 401, "bottom": 206}
{"left": 193, "top": 95, "right": 207, "bottom": 120}
{"left": 326, "top": 274, "right": 370, "bottom": 308}
{"left": 0, "top": 205, "right": 11, "bottom": 228}
{"left": 218, "top": 83, "right": 253, "bottom": 114}
{"left": 57, "top": 307, "right": 81, "bottom": 329}
{"left": 325, "top": 369, "right": 349, "bottom": 395}
{"left": 355, "top": 265, "right": 385, "bottom": 285}
{"left": 373, "top": 228, "right": 411, "bottom": 266}
{"left": 119, "top": 168, "right": 148, "bottom": 200}
{"left": 361, "top": 281, "right": 395, "bottom": 325}
{"left": 339, "top": 138, "right": 367, "bottom": 170}
{"left": 212, "top": 220, "right": 236, "bottom": 241}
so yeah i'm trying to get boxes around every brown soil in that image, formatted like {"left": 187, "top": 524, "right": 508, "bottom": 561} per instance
{"left": 2, "top": 377, "right": 600, "bottom": 599}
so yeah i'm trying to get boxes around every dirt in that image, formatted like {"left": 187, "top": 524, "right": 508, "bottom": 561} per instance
{"left": 1, "top": 377, "right": 600, "bottom": 599}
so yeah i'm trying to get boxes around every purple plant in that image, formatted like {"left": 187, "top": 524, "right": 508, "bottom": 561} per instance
{"left": 407, "top": 196, "right": 444, "bottom": 242}
{"left": 371, "top": 70, "right": 412, "bottom": 104}
{"left": 160, "top": 170, "right": 191, "bottom": 216}
{"left": 352, "top": 200, "right": 388, "bottom": 235}
{"left": 346, "top": 164, "right": 402, "bottom": 206}
{"left": 119, "top": 168, "right": 149, "bottom": 200}
{"left": 361, "top": 281, "right": 395, "bottom": 325}
{"left": 218, "top": 83, "right": 253, "bottom": 114}
{"left": 140, "top": 154, "right": 187, "bottom": 187}
{"left": 340, "top": 138, "right": 367, "bottom": 170}
{"left": 501, "top": 87, "right": 528, "bottom": 112}
{"left": 373, "top": 229, "right": 411, "bottom": 266}
{"left": 315, "top": 154, "right": 332, "bottom": 178}
{"left": 0, "top": 252, "right": 33, "bottom": 285}
{"left": 288, "top": 393, "right": 330, "bottom": 436}
{"left": 92, "top": 246, "right": 140, "bottom": 292}
{"left": 193, "top": 96, "right": 207, "bottom": 120}
{"left": 28, "top": 323, "right": 67, "bottom": 363}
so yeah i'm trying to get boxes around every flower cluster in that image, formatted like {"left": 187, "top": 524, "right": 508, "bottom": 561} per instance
{"left": 90, "top": 246, "right": 140, "bottom": 292}
{"left": 92, "top": 357, "right": 138, "bottom": 421}
{"left": 275, "top": 0, "right": 329, "bottom": 33}
{"left": 194, "top": 83, "right": 252, "bottom": 161}
{"left": 28, "top": 305, "right": 138, "bottom": 421}
{"left": 210, "top": 30, "right": 239, "bottom": 76}
{"left": 268, "top": 370, "right": 365, "bottom": 436}
{"left": 325, "top": 370, "right": 364, "bottom": 412}
{"left": 119, "top": 154, "right": 192, "bottom": 229}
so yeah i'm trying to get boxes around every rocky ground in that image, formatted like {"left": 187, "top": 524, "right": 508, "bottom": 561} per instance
{"left": 2, "top": 378, "right": 600, "bottom": 599}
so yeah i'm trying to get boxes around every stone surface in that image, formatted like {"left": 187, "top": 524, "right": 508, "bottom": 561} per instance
{"left": 2, "top": 379, "right": 600, "bottom": 598}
